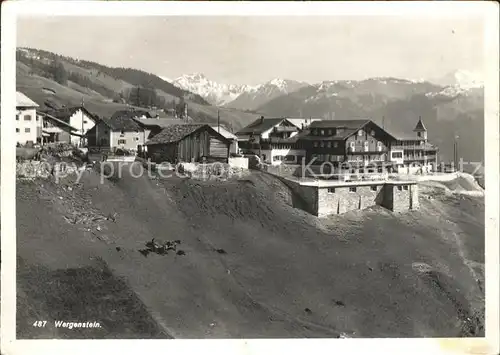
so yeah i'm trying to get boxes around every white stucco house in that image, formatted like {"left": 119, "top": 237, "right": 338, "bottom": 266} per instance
{"left": 16, "top": 91, "right": 40, "bottom": 145}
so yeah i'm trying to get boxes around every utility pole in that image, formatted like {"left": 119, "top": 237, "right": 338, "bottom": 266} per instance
{"left": 453, "top": 135, "right": 459, "bottom": 171}
{"left": 80, "top": 97, "right": 85, "bottom": 147}
{"left": 217, "top": 109, "right": 220, "bottom": 134}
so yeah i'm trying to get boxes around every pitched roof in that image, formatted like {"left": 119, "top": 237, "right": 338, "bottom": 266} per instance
{"left": 414, "top": 117, "right": 427, "bottom": 131}
{"left": 145, "top": 124, "right": 207, "bottom": 145}
{"left": 38, "top": 112, "right": 79, "bottom": 131}
{"left": 286, "top": 118, "right": 322, "bottom": 128}
{"left": 236, "top": 117, "right": 285, "bottom": 135}
{"left": 209, "top": 125, "right": 237, "bottom": 140}
{"left": 99, "top": 116, "right": 143, "bottom": 132}
{"left": 43, "top": 106, "right": 98, "bottom": 123}
{"left": 133, "top": 118, "right": 187, "bottom": 129}
{"left": 16, "top": 91, "right": 39, "bottom": 108}
{"left": 306, "top": 119, "right": 371, "bottom": 139}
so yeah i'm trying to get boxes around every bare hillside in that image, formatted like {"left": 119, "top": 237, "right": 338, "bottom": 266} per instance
{"left": 16, "top": 165, "right": 485, "bottom": 338}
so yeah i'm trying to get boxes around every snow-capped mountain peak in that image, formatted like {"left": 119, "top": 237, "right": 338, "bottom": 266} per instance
{"left": 433, "top": 70, "right": 484, "bottom": 89}
{"left": 167, "top": 73, "right": 255, "bottom": 106}
{"left": 166, "top": 74, "right": 309, "bottom": 108}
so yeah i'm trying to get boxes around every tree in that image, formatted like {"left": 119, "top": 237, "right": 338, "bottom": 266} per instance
{"left": 52, "top": 60, "right": 68, "bottom": 85}
{"left": 175, "top": 98, "right": 187, "bottom": 119}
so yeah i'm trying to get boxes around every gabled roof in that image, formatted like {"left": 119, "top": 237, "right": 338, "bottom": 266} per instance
{"left": 145, "top": 124, "right": 230, "bottom": 145}
{"left": 307, "top": 119, "right": 371, "bottom": 139}
{"left": 236, "top": 117, "right": 286, "bottom": 135}
{"left": 99, "top": 116, "right": 143, "bottom": 132}
{"left": 300, "top": 119, "right": 397, "bottom": 141}
{"left": 43, "top": 106, "right": 98, "bottom": 123}
{"left": 38, "top": 112, "right": 79, "bottom": 131}
{"left": 414, "top": 117, "right": 427, "bottom": 132}
{"left": 133, "top": 118, "right": 187, "bottom": 129}
{"left": 16, "top": 91, "right": 39, "bottom": 108}
{"left": 210, "top": 125, "right": 237, "bottom": 140}
{"left": 286, "top": 118, "right": 323, "bottom": 129}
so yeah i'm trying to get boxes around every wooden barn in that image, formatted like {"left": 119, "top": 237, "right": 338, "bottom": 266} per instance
{"left": 145, "top": 124, "right": 231, "bottom": 163}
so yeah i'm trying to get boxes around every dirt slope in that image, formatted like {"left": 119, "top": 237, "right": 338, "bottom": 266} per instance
{"left": 16, "top": 165, "right": 485, "bottom": 338}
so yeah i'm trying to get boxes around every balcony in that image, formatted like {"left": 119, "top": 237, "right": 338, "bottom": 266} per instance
{"left": 347, "top": 148, "right": 388, "bottom": 154}
{"left": 392, "top": 144, "right": 438, "bottom": 151}
{"left": 404, "top": 155, "right": 437, "bottom": 162}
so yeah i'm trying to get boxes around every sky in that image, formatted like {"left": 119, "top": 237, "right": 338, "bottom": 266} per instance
{"left": 17, "top": 16, "right": 484, "bottom": 86}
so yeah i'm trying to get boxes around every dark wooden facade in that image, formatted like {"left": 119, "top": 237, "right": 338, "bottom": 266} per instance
{"left": 302, "top": 121, "right": 395, "bottom": 165}
{"left": 148, "top": 126, "right": 230, "bottom": 163}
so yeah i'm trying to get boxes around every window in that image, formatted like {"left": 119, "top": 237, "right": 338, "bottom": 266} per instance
{"left": 370, "top": 130, "right": 375, "bottom": 136}
{"left": 392, "top": 152, "right": 403, "bottom": 159}
{"left": 358, "top": 130, "right": 363, "bottom": 136}
{"left": 320, "top": 141, "right": 325, "bottom": 148}
{"left": 311, "top": 129, "right": 317, "bottom": 135}
{"left": 120, "top": 130, "right": 125, "bottom": 136}
{"left": 403, "top": 185, "right": 409, "bottom": 191}
{"left": 313, "top": 141, "right": 319, "bottom": 148}
{"left": 397, "top": 185, "right": 403, "bottom": 191}
{"left": 118, "top": 139, "right": 126, "bottom": 144}
{"left": 364, "top": 141, "right": 369, "bottom": 151}
{"left": 83, "top": 120, "right": 88, "bottom": 124}
{"left": 16, "top": 128, "right": 20, "bottom": 133}
{"left": 25, "top": 128, "right": 31, "bottom": 133}
{"left": 328, "top": 188, "right": 336, "bottom": 194}
{"left": 417, "top": 132, "right": 421, "bottom": 137}
{"left": 349, "top": 187, "right": 357, "bottom": 193}
{"left": 284, "top": 155, "right": 295, "bottom": 162}
{"left": 328, "top": 129, "right": 332, "bottom": 135}
{"left": 16, "top": 115, "right": 19, "bottom": 121}
{"left": 327, "top": 142, "right": 332, "bottom": 148}
{"left": 333, "top": 142, "right": 338, "bottom": 148}
{"left": 104, "top": 130, "right": 109, "bottom": 134}
{"left": 24, "top": 115, "right": 32, "bottom": 121}
{"left": 359, "top": 168, "right": 364, "bottom": 174}
{"left": 320, "top": 130, "right": 325, "bottom": 135}
{"left": 36, "top": 116, "right": 39, "bottom": 121}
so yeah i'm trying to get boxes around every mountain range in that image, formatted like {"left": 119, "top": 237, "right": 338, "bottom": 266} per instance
{"left": 166, "top": 72, "right": 484, "bottom": 166}
{"left": 15, "top": 47, "right": 484, "bottom": 166}
{"left": 165, "top": 73, "right": 309, "bottom": 110}
{"left": 165, "top": 70, "right": 483, "bottom": 111}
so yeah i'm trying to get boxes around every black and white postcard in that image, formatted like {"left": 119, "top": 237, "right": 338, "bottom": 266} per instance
{"left": 1, "top": 1, "right": 499, "bottom": 355}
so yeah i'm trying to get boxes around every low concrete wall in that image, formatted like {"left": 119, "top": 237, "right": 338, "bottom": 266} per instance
{"left": 269, "top": 174, "right": 318, "bottom": 215}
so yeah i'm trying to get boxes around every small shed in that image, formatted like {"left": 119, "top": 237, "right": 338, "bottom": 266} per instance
{"left": 145, "top": 124, "right": 231, "bottom": 163}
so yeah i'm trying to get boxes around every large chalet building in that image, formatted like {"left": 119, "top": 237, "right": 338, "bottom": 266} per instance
{"left": 237, "top": 116, "right": 438, "bottom": 175}
{"left": 236, "top": 116, "right": 320, "bottom": 165}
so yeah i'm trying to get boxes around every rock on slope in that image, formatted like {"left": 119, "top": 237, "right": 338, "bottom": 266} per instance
{"left": 16, "top": 164, "right": 484, "bottom": 338}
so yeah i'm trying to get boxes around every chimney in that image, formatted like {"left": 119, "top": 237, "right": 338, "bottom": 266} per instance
{"left": 260, "top": 115, "right": 264, "bottom": 123}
